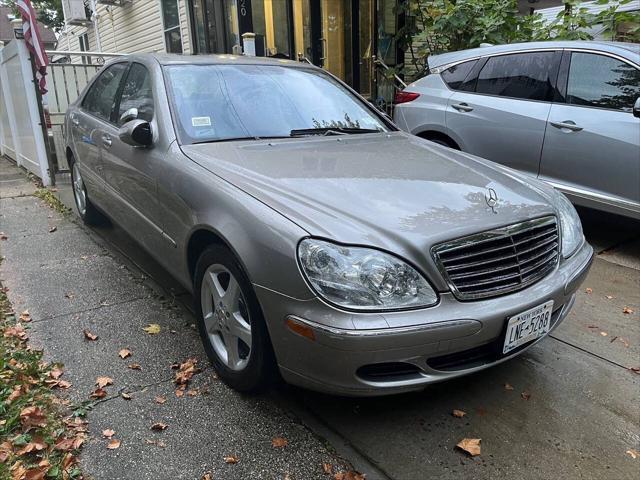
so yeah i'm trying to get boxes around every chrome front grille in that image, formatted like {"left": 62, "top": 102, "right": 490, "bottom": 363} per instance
{"left": 432, "top": 216, "right": 559, "bottom": 300}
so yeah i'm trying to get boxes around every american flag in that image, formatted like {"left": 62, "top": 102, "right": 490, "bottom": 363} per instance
{"left": 17, "top": 0, "right": 49, "bottom": 94}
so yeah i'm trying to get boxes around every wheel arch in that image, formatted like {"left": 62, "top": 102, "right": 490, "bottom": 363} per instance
{"left": 415, "top": 130, "right": 461, "bottom": 150}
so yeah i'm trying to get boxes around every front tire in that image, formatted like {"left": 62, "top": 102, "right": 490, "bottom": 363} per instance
{"left": 194, "top": 244, "right": 277, "bottom": 392}
{"left": 70, "top": 158, "right": 106, "bottom": 226}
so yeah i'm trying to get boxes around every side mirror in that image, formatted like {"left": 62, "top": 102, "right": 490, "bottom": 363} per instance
{"left": 118, "top": 119, "right": 152, "bottom": 147}
{"left": 119, "top": 107, "right": 138, "bottom": 124}
{"left": 633, "top": 97, "right": 640, "bottom": 118}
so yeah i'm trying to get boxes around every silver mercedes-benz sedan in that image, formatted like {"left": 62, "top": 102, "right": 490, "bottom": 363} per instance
{"left": 393, "top": 41, "right": 640, "bottom": 220}
{"left": 64, "top": 54, "right": 593, "bottom": 396}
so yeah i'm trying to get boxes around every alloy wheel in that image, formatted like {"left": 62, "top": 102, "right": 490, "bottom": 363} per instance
{"left": 200, "top": 264, "right": 252, "bottom": 371}
{"left": 72, "top": 162, "right": 87, "bottom": 216}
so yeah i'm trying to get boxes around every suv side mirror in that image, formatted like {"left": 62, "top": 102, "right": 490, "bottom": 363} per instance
{"left": 633, "top": 97, "right": 640, "bottom": 118}
{"left": 119, "top": 119, "right": 153, "bottom": 147}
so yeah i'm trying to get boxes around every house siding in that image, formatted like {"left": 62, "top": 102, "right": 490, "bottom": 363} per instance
{"left": 58, "top": 0, "right": 191, "bottom": 55}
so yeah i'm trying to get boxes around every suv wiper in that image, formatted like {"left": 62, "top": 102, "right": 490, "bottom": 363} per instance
{"left": 290, "top": 127, "right": 382, "bottom": 137}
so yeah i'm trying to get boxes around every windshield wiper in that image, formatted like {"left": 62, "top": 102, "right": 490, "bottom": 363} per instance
{"left": 290, "top": 127, "right": 382, "bottom": 137}
{"left": 192, "top": 135, "right": 291, "bottom": 144}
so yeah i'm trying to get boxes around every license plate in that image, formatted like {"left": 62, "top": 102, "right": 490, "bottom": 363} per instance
{"left": 503, "top": 300, "right": 554, "bottom": 354}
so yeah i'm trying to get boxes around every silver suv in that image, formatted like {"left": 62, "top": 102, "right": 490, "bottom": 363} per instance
{"left": 393, "top": 41, "right": 640, "bottom": 220}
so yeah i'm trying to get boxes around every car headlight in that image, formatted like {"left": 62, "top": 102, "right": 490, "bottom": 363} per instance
{"left": 554, "top": 191, "right": 584, "bottom": 258}
{"left": 298, "top": 238, "right": 438, "bottom": 310}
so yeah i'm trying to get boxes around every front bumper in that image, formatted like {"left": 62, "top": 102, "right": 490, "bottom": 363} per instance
{"left": 256, "top": 241, "right": 594, "bottom": 396}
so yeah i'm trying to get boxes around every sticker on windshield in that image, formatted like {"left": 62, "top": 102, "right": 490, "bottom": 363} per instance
{"left": 192, "top": 116, "right": 212, "bottom": 127}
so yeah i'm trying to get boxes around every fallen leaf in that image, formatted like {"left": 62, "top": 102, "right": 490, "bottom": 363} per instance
{"left": 83, "top": 329, "right": 98, "bottom": 341}
{"left": 64, "top": 292, "right": 75, "bottom": 299}
{"left": 587, "top": 325, "right": 599, "bottom": 329}
{"left": 4, "top": 324, "right": 28, "bottom": 341}
{"left": 90, "top": 388, "right": 107, "bottom": 399}
{"left": 334, "top": 471, "right": 366, "bottom": 480}
{"left": 96, "top": 376, "right": 113, "bottom": 388}
{"left": 600, "top": 331, "right": 608, "bottom": 337}
{"left": 7, "top": 386, "right": 23, "bottom": 403}
{"left": 50, "top": 367, "right": 64, "bottom": 379}
{"left": 102, "top": 429, "right": 115, "bottom": 439}
{"left": 202, "top": 474, "right": 213, "bottom": 480}
{"left": 0, "top": 232, "right": 7, "bottom": 240}
{"left": 19, "top": 310, "right": 31, "bottom": 322}
{"left": 145, "top": 439, "right": 166, "bottom": 448}
{"left": 107, "top": 439, "right": 121, "bottom": 450}
{"left": 143, "top": 323, "right": 161, "bottom": 334}
{"left": 456, "top": 438, "right": 481, "bottom": 456}
{"left": 128, "top": 363, "right": 142, "bottom": 370}
{"left": 174, "top": 358, "right": 199, "bottom": 386}
{"left": 626, "top": 449, "right": 638, "bottom": 459}
{"left": 521, "top": 391, "right": 531, "bottom": 400}
{"left": 118, "top": 348, "right": 132, "bottom": 359}
{"left": 175, "top": 388, "right": 185, "bottom": 398}
{"left": 49, "top": 226, "right": 57, "bottom": 233}
{"left": 272, "top": 437, "right": 288, "bottom": 448}
{"left": 154, "top": 396, "right": 167, "bottom": 404}
{"left": 605, "top": 295, "right": 614, "bottom": 300}
{"left": 628, "top": 366, "right": 640, "bottom": 374}
{"left": 452, "top": 409, "right": 466, "bottom": 418}
{"left": 623, "top": 306, "right": 634, "bottom": 315}
{"left": 15, "top": 437, "right": 46, "bottom": 456}
{"left": 121, "top": 392, "right": 132, "bottom": 400}
{"left": 585, "top": 287, "right": 592, "bottom": 294}
{"left": 24, "top": 466, "right": 48, "bottom": 480}
{"left": 504, "top": 383, "right": 514, "bottom": 391}
{"left": 322, "top": 463, "right": 333, "bottom": 474}
{"left": 224, "top": 455, "right": 239, "bottom": 464}
{"left": 56, "top": 380, "right": 72, "bottom": 389}
{"left": 151, "top": 422, "right": 168, "bottom": 431}
{"left": 19, "top": 406, "right": 47, "bottom": 429}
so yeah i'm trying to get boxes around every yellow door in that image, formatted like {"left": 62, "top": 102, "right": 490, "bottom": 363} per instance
{"left": 321, "top": 0, "right": 346, "bottom": 80}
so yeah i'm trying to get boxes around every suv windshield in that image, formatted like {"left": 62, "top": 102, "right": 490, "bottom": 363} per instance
{"left": 164, "top": 64, "right": 389, "bottom": 144}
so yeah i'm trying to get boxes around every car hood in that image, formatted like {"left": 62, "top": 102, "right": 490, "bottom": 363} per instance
{"left": 181, "top": 132, "right": 555, "bottom": 275}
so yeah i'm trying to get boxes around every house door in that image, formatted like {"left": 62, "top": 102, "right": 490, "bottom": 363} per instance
{"left": 293, "top": 0, "right": 374, "bottom": 96}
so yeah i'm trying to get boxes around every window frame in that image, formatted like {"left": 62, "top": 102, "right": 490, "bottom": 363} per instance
{"left": 160, "top": 0, "right": 183, "bottom": 54}
{"left": 115, "top": 62, "right": 156, "bottom": 126}
{"left": 80, "top": 61, "right": 131, "bottom": 126}
{"left": 556, "top": 49, "right": 640, "bottom": 114}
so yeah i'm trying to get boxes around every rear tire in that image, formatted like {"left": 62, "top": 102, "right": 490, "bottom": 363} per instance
{"left": 69, "top": 156, "right": 106, "bottom": 226}
{"left": 194, "top": 244, "right": 277, "bottom": 392}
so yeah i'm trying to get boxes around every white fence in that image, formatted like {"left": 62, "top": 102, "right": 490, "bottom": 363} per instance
{"left": 0, "top": 37, "right": 51, "bottom": 185}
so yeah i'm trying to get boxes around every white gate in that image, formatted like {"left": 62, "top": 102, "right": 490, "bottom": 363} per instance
{"left": 0, "top": 37, "right": 51, "bottom": 185}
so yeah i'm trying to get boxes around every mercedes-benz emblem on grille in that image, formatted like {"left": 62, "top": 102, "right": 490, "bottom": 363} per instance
{"left": 485, "top": 187, "right": 498, "bottom": 213}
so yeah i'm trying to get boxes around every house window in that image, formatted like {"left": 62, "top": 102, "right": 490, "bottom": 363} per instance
{"left": 162, "top": 0, "right": 183, "bottom": 53}
{"left": 79, "top": 33, "right": 91, "bottom": 64}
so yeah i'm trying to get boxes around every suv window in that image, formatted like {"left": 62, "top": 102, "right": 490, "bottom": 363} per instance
{"left": 441, "top": 60, "right": 478, "bottom": 90}
{"left": 566, "top": 52, "right": 640, "bottom": 112}
{"left": 82, "top": 63, "right": 128, "bottom": 122}
{"left": 476, "top": 52, "right": 558, "bottom": 101}
{"left": 117, "top": 63, "right": 154, "bottom": 125}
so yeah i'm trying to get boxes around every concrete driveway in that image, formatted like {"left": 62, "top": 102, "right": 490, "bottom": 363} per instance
{"left": 1, "top": 157, "right": 638, "bottom": 479}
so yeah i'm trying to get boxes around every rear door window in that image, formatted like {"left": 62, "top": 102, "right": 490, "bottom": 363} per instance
{"left": 566, "top": 52, "right": 640, "bottom": 112}
{"left": 475, "top": 52, "right": 559, "bottom": 101}
{"left": 441, "top": 60, "right": 478, "bottom": 90}
{"left": 82, "top": 63, "right": 128, "bottom": 122}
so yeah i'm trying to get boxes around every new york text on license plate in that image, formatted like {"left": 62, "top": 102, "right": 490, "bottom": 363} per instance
{"left": 503, "top": 300, "right": 554, "bottom": 354}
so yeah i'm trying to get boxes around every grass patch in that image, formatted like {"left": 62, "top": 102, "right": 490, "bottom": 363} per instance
{"left": 0, "top": 285, "right": 86, "bottom": 479}
{"left": 34, "top": 188, "right": 71, "bottom": 216}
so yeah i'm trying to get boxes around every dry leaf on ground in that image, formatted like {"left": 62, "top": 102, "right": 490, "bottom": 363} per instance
{"left": 600, "top": 331, "right": 608, "bottom": 337}
{"left": 456, "top": 438, "right": 481, "bottom": 456}
{"left": 452, "top": 409, "right": 466, "bottom": 418}
{"left": 96, "top": 376, "right": 113, "bottom": 388}
{"left": 151, "top": 422, "right": 168, "bottom": 431}
{"left": 154, "top": 396, "right": 167, "bottom": 404}
{"left": 118, "top": 349, "right": 132, "bottom": 359}
{"left": 143, "top": 324, "right": 161, "bottom": 334}
{"left": 83, "top": 329, "right": 98, "bottom": 341}
{"left": 521, "top": 391, "right": 531, "bottom": 400}
{"left": 107, "top": 439, "right": 121, "bottom": 450}
{"left": 334, "top": 471, "right": 366, "bottom": 480}
{"left": 585, "top": 288, "right": 592, "bottom": 294}
{"left": 626, "top": 449, "right": 638, "bottom": 459}
{"left": 90, "top": 388, "right": 107, "bottom": 399}
{"left": 128, "top": 363, "right": 142, "bottom": 370}
{"left": 271, "top": 437, "right": 288, "bottom": 448}
{"left": 224, "top": 455, "right": 239, "bottom": 464}
{"left": 19, "top": 310, "right": 31, "bottom": 322}
{"left": 121, "top": 392, "right": 132, "bottom": 400}
{"left": 504, "top": 383, "right": 514, "bottom": 391}
{"left": 202, "top": 474, "right": 213, "bottom": 480}
{"left": 19, "top": 406, "right": 48, "bottom": 429}
{"left": 623, "top": 306, "right": 635, "bottom": 315}
{"left": 322, "top": 463, "right": 333, "bottom": 474}
{"left": 49, "top": 226, "right": 57, "bottom": 233}
{"left": 102, "top": 429, "right": 115, "bottom": 439}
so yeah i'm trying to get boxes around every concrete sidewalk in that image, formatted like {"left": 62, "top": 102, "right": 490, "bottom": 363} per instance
{"left": 0, "top": 159, "right": 348, "bottom": 480}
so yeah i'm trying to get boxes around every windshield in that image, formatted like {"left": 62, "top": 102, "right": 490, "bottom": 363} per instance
{"left": 163, "top": 64, "right": 389, "bottom": 144}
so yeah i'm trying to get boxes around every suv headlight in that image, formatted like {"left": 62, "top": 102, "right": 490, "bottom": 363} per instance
{"left": 298, "top": 239, "right": 438, "bottom": 310}
{"left": 554, "top": 191, "right": 584, "bottom": 258}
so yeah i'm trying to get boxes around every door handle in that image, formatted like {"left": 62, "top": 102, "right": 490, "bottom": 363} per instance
{"left": 550, "top": 120, "right": 583, "bottom": 132}
{"left": 452, "top": 103, "right": 473, "bottom": 112}
{"left": 101, "top": 134, "right": 112, "bottom": 147}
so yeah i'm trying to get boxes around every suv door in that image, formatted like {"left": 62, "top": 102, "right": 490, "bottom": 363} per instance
{"left": 539, "top": 51, "right": 640, "bottom": 217}
{"left": 72, "top": 62, "right": 128, "bottom": 206}
{"left": 99, "top": 62, "right": 165, "bottom": 249}
{"left": 445, "top": 50, "right": 561, "bottom": 175}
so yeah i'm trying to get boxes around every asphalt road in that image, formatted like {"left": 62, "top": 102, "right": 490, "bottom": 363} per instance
{"left": 2, "top": 158, "right": 638, "bottom": 480}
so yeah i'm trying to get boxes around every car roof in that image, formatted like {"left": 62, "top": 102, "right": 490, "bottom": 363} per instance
{"left": 123, "top": 52, "right": 313, "bottom": 69}
{"left": 427, "top": 41, "right": 640, "bottom": 69}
